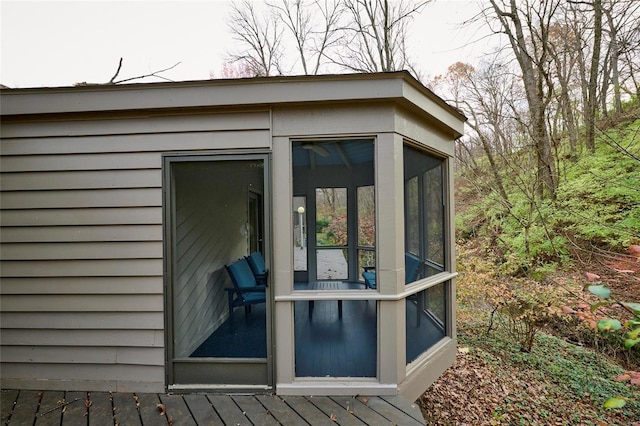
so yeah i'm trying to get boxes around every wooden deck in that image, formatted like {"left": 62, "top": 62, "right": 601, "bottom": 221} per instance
{"left": 1, "top": 389, "right": 426, "bottom": 425}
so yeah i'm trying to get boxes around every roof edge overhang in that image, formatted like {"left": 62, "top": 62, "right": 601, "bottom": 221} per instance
{"left": 1, "top": 71, "right": 466, "bottom": 138}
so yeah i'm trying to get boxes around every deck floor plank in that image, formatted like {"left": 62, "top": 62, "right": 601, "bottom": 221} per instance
{"left": 0, "top": 389, "right": 19, "bottom": 424}
{"left": 61, "top": 391, "right": 89, "bottom": 425}
{"left": 1, "top": 390, "right": 426, "bottom": 425}
{"left": 137, "top": 393, "right": 167, "bottom": 426}
{"left": 207, "top": 394, "right": 251, "bottom": 426}
{"left": 360, "top": 396, "right": 424, "bottom": 426}
{"left": 381, "top": 395, "right": 425, "bottom": 423}
{"left": 35, "top": 390, "right": 65, "bottom": 426}
{"left": 232, "top": 395, "right": 280, "bottom": 426}
{"left": 255, "top": 394, "right": 308, "bottom": 425}
{"left": 281, "top": 395, "right": 331, "bottom": 426}
{"left": 112, "top": 393, "right": 141, "bottom": 426}
{"left": 305, "top": 396, "right": 366, "bottom": 426}
{"left": 158, "top": 394, "right": 196, "bottom": 426}
{"left": 6, "top": 390, "right": 40, "bottom": 426}
{"left": 330, "top": 396, "right": 391, "bottom": 426}
{"left": 87, "top": 392, "right": 114, "bottom": 426}
{"left": 183, "top": 394, "right": 223, "bottom": 426}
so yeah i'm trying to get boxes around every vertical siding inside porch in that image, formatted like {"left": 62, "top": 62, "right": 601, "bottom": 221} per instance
{"left": 0, "top": 112, "right": 271, "bottom": 392}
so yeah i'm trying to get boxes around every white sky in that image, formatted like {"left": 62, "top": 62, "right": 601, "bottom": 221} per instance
{"left": 1, "top": 0, "right": 487, "bottom": 88}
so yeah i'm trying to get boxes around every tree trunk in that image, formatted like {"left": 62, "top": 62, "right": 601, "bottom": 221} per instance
{"left": 604, "top": 7, "right": 623, "bottom": 114}
{"left": 585, "top": 0, "right": 603, "bottom": 153}
{"left": 489, "top": 0, "right": 556, "bottom": 198}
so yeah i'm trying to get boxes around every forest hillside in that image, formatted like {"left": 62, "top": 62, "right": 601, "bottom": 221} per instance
{"left": 418, "top": 100, "right": 640, "bottom": 424}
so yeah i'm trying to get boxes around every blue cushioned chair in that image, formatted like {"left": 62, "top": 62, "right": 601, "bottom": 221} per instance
{"left": 245, "top": 251, "right": 268, "bottom": 286}
{"left": 362, "top": 253, "right": 423, "bottom": 289}
{"left": 225, "top": 258, "right": 266, "bottom": 317}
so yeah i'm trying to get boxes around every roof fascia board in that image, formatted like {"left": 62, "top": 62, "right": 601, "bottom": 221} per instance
{"left": 1, "top": 72, "right": 465, "bottom": 137}
{"left": 1, "top": 75, "right": 401, "bottom": 116}
{"left": 400, "top": 81, "right": 466, "bottom": 138}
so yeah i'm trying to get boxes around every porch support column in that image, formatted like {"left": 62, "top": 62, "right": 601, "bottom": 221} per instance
{"left": 376, "top": 132, "right": 406, "bottom": 386}
{"left": 272, "top": 135, "right": 295, "bottom": 386}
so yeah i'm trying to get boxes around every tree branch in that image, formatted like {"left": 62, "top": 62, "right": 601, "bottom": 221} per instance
{"left": 109, "top": 57, "right": 123, "bottom": 83}
{"left": 112, "top": 61, "right": 181, "bottom": 84}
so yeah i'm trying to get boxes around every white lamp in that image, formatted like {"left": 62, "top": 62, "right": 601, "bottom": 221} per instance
{"left": 297, "top": 206, "right": 305, "bottom": 248}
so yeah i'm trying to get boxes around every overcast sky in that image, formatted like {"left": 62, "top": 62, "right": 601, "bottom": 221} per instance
{"left": 1, "top": 0, "right": 486, "bottom": 88}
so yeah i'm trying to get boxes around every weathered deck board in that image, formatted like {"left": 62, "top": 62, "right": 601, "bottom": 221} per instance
{"left": 87, "top": 391, "right": 114, "bottom": 426}
{"left": 306, "top": 396, "right": 367, "bottom": 426}
{"left": 61, "top": 391, "right": 89, "bottom": 425}
{"left": 158, "top": 394, "right": 195, "bottom": 426}
{"left": 137, "top": 393, "right": 167, "bottom": 426}
{"left": 183, "top": 394, "right": 223, "bottom": 425}
{"left": 112, "top": 392, "right": 141, "bottom": 426}
{"left": 0, "top": 389, "right": 19, "bottom": 424}
{"left": 7, "top": 390, "right": 40, "bottom": 426}
{"left": 35, "top": 390, "right": 65, "bottom": 426}
{"left": 363, "top": 396, "right": 425, "bottom": 426}
{"left": 382, "top": 395, "right": 426, "bottom": 423}
{"left": 255, "top": 394, "right": 308, "bottom": 425}
{"left": 206, "top": 394, "right": 251, "bottom": 426}
{"left": 281, "top": 395, "right": 337, "bottom": 426}
{"left": 331, "top": 395, "right": 392, "bottom": 425}
{"left": 232, "top": 395, "right": 280, "bottom": 426}
{"left": 1, "top": 389, "right": 426, "bottom": 425}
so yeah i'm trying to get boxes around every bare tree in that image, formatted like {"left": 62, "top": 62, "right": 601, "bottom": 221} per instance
{"left": 227, "top": 0, "right": 284, "bottom": 76}
{"left": 548, "top": 20, "right": 581, "bottom": 157}
{"left": 225, "top": 0, "right": 431, "bottom": 76}
{"left": 334, "top": 0, "right": 430, "bottom": 73}
{"left": 583, "top": 0, "right": 604, "bottom": 153}
{"left": 485, "top": 0, "right": 559, "bottom": 199}
{"left": 603, "top": 0, "right": 640, "bottom": 114}
{"left": 267, "top": 0, "right": 343, "bottom": 75}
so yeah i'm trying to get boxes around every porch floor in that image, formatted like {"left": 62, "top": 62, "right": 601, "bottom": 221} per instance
{"left": 0, "top": 389, "right": 426, "bottom": 425}
{"left": 191, "top": 281, "right": 444, "bottom": 377}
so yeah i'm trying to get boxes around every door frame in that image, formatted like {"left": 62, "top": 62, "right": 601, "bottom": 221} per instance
{"left": 162, "top": 151, "right": 273, "bottom": 392}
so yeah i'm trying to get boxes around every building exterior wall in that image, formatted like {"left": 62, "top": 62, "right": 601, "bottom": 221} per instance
{"left": 0, "top": 110, "right": 270, "bottom": 392}
{"left": 0, "top": 72, "right": 465, "bottom": 395}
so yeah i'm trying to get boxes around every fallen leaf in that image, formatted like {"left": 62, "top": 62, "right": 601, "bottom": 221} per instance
{"left": 616, "top": 373, "right": 631, "bottom": 382}
{"left": 157, "top": 403, "right": 166, "bottom": 416}
{"left": 586, "top": 272, "right": 601, "bottom": 281}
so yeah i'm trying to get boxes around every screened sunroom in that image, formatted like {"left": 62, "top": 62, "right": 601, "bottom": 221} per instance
{"left": 1, "top": 72, "right": 465, "bottom": 399}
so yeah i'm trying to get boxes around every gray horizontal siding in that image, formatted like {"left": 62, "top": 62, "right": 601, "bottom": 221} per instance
{"left": 1, "top": 346, "right": 164, "bottom": 365}
{"left": 1, "top": 152, "right": 162, "bottom": 172}
{"left": 0, "top": 242, "right": 162, "bottom": 259}
{"left": 1, "top": 188, "right": 162, "bottom": 209}
{"left": 1, "top": 207, "right": 162, "bottom": 226}
{"left": 0, "top": 225, "right": 163, "bottom": 243}
{"left": 1, "top": 130, "right": 270, "bottom": 155}
{"left": 2, "top": 363, "right": 164, "bottom": 383}
{"left": 0, "top": 259, "right": 163, "bottom": 276}
{"left": 0, "top": 109, "right": 271, "bottom": 391}
{"left": 1, "top": 329, "right": 164, "bottom": 347}
{"left": 0, "top": 277, "right": 161, "bottom": 294}
{"left": 0, "top": 295, "right": 163, "bottom": 312}
{"left": 0, "top": 312, "right": 163, "bottom": 329}
{"left": 0, "top": 169, "right": 162, "bottom": 191}
{"left": 1, "top": 113, "right": 270, "bottom": 138}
